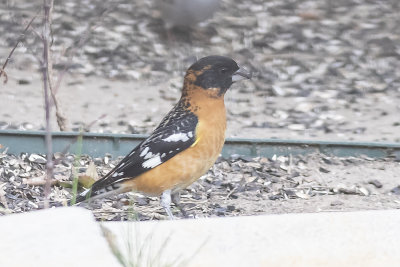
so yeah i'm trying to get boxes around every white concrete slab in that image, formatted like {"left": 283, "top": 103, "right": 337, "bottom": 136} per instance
{"left": 103, "top": 210, "right": 400, "bottom": 267}
{"left": 0, "top": 207, "right": 120, "bottom": 267}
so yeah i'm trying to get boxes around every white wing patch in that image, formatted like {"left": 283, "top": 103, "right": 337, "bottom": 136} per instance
{"left": 144, "top": 151, "right": 154, "bottom": 160}
{"left": 79, "top": 188, "right": 90, "bottom": 197}
{"left": 112, "top": 172, "right": 124, "bottom": 177}
{"left": 142, "top": 154, "right": 162, "bottom": 169}
{"left": 163, "top": 132, "right": 192, "bottom": 142}
{"left": 140, "top": 147, "right": 149, "bottom": 157}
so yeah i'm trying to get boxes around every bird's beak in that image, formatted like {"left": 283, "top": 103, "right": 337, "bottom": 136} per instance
{"left": 232, "top": 66, "right": 252, "bottom": 82}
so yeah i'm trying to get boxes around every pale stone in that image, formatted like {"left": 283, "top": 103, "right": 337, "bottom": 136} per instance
{"left": 0, "top": 207, "right": 120, "bottom": 267}
{"left": 104, "top": 210, "right": 400, "bottom": 267}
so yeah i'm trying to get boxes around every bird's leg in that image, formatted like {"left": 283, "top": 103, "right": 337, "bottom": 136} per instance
{"left": 171, "top": 192, "right": 188, "bottom": 218}
{"left": 160, "top": 190, "right": 174, "bottom": 220}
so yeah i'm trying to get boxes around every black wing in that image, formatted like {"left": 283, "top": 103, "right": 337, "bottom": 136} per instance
{"left": 75, "top": 105, "right": 198, "bottom": 202}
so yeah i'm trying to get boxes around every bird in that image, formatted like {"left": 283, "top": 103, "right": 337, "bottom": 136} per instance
{"left": 156, "top": 0, "right": 220, "bottom": 29}
{"left": 73, "top": 55, "right": 251, "bottom": 219}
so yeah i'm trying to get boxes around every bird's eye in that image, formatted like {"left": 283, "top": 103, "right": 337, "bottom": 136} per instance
{"left": 220, "top": 67, "right": 228, "bottom": 74}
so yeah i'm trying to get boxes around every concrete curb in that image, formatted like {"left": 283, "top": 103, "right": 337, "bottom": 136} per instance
{"left": 0, "top": 207, "right": 120, "bottom": 267}
{"left": 1, "top": 208, "right": 400, "bottom": 266}
{"left": 103, "top": 209, "right": 400, "bottom": 267}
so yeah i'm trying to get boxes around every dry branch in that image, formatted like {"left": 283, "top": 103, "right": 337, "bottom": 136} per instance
{"left": 41, "top": 0, "right": 54, "bottom": 208}
{"left": 46, "top": 2, "right": 117, "bottom": 131}
{"left": 0, "top": 13, "right": 38, "bottom": 84}
{"left": 52, "top": 2, "right": 118, "bottom": 95}
{"left": 43, "top": 1, "right": 69, "bottom": 131}
{"left": 23, "top": 177, "right": 59, "bottom": 186}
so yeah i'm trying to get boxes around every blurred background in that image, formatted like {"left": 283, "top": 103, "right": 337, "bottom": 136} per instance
{"left": 1, "top": 0, "right": 399, "bottom": 142}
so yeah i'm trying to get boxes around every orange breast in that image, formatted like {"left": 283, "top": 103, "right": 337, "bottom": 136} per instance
{"left": 123, "top": 92, "right": 227, "bottom": 196}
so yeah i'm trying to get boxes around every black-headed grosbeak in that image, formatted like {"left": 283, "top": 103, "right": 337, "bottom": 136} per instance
{"left": 74, "top": 55, "right": 251, "bottom": 219}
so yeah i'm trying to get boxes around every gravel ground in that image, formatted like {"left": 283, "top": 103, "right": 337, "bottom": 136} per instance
{"left": 1, "top": 0, "right": 400, "bottom": 219}
{"left": 1, "top": 151, "right": 399, "bottom": 220}
{"left": 0, "top": 0, "right": 399, "bottom": 141}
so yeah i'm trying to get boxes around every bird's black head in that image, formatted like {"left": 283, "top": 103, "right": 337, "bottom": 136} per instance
{"left": 184, "top": 55, "right": 251, "bottom": 97}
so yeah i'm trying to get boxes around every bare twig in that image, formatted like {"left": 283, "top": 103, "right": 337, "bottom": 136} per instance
{"left": 44, "top": 2, "right": 69, "bottom": 131}
{"left": 41, "top": 0, "right": 54, "bottom": 208}
{"left": 47, "top": 2, "right": 117, "bottom": 131}
{"left": 52, "top": 114, "right": 107, "bottom": 166}
{"left": 7, "top": 10, "right": 69, "bottom": 132}
{"left": 52, "top": 2, "right": 117, "bottom": 96}
{"left": 0, "top": 69, "right": 8, "bottom": 84}
{"left": 40, "top": 1, "right": 70, "bottom": 131}
{"left": 53, "top": 96, "right": 70, "bottom": 131}
{"left": 0, "top": 12, "right": 38, "bottom": 84}
{"left": 8, "top": 5, "right": 70, "bottom": 132}
{"left": 23, "top": 177, "right": 59, "bottom": 186}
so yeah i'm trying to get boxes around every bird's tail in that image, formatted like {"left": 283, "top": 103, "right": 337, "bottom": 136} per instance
{"left": 68, "top": 185, "right": 126, "bottom": 206}
{"left": 67, "top": 188, "right": 92, "bottom": 206}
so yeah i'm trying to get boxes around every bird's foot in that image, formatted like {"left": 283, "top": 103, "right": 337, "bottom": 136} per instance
{"left": 171, "top": 192, "right": 189, "bottom": 218}
{"left": 161, "top": 190, "right": 175, "bottom": 220}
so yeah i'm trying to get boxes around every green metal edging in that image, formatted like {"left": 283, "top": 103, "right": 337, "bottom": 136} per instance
{"left": 0, "top": 130, "right": 399, "bottom": 159}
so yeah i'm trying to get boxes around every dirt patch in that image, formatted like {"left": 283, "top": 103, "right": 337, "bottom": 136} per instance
{"left": 0, "top": 0, "right": 400, "bottom": 218}
{"left": 1, "top": 151, "right": 399, "bottom": 220}
{"left": 0, "top": 0, "right": 399, "bottom": 141}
